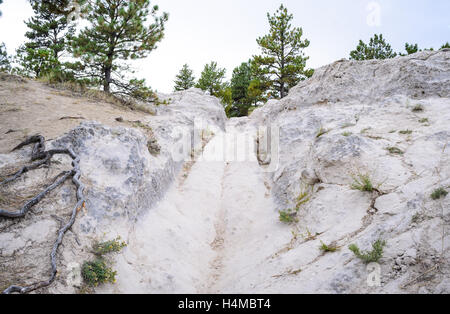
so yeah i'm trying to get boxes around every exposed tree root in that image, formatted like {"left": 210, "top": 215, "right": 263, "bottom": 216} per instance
{"left": 59, "top": 116, "right": 85, "bottom": 121}
{"left": 0, "top": 171, "right": 72, "bottom": 219}
{"left": 0, "top": 135, "right": 85, "bottom": 294}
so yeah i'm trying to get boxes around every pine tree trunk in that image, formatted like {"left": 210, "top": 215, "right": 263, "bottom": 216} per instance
{"left": 280, "top": 82, "right": 286, "bottom": 98}
{"left": 104, "top": 66, "right": 111, "bottom": 93}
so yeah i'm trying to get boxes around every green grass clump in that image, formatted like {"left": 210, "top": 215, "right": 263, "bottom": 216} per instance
{"left": 319, "top": 241, "right": 338, "bottom": 253}
{"left": 295, "top": 190, "right": 310, "bottom": 210}
{"left": 132, "top": 121, "right": 153, "bottom": 132}
{"left": 81, "top": 260, "right": 117, "bottom": 287}
{"left": 342, "top": 132, "right": 353, "bottom": 137}
{"left": 351, "top": 173, "right": 375, "bottom": 192}
{"left": 341, "top": 123, "right": 355, "bottom": 129}
{"left": 316, "top": 127, "right": 329, "bottom": 138}
{"left": 81, "top": 237, "right": 127, "bottom": 288}
{"left": 411, "top": 213, "right": 422, "bottom": 224}
{"left": 431, "top": 188, "right": 448, "bottom": 200}
{"left": 412, "top": 104, "right": 424, "bottom": 112}
{"left": 419, "top": 118, "right": 429, "bottom": 124}
{"left": 399, "top": 130, "right": 413, "bottom": 135}
{"left": 349, "top": 239, "right": 386, "bottom": 264}
{"left": 386, "top": 147, "right": 404, "bottom": 155}
{"left": 279, "top": 187, "right": 312, "bottom": 224}
{"left": 279, "top": 209, "right": 298, "bottom": 224}
{"left": 93, "top": 237, "right": 127, "bottom": 256}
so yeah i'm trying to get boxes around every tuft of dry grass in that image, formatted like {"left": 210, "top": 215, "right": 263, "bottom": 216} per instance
{"left": 41, "top": 80, "right": 156, "bottom": 115}
{"left": 412, "top": 104, "right": 424, "bottom": 112}
{"left": 386, "top": 147, "right": 404, "bottom": 155}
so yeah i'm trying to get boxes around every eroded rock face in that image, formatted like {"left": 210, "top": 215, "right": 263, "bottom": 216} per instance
{"left": 1, "top": 51, "right": 448, "bottom": 294}
{"left": 0, "top": 88, "right": 226, "bottom": 293}
{"left": 249, "top": 49, "right": 450, "bottom": 293}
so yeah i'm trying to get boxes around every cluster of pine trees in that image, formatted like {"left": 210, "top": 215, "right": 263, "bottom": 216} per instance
{"left": 0, "top": 0, "right": 168, "bottom": 101}
{"left": 349, "top": 33, "right": 449, "bottom": 61}
{"left": 173, "top": 5, "right": 314, "bottom": 118}
{"left": 0, "top": 2, "right": 449, "bottom": 117}
{"left": 172, "top": 6, "right": 449, "bottom": 118}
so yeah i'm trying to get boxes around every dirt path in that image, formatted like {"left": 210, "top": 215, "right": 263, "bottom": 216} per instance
{"left": 97, "top": 120, "right": 290, "bottom": 293}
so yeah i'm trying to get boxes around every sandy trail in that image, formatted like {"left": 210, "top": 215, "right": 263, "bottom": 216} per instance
{"left": 98, "top": 120, "right": 290, "bottom": 293}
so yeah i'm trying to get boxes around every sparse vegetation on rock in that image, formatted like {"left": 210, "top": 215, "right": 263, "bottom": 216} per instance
{"left": 351, "top": 173, "right": 375, "bottom": 192}
{"left": 93, "top": 237, "right": 127, "bottom": 256}
{"left": 81, "top": 259, "right": 117, "bottom": 287}
{"left": 431, "top": 187, "right": 448, "bottom": 200}
{"left": 279, "top": 209, "right": 298, "bottom": 224}
{"left": 82, "top": 237, "right": 127, "bottom": 289}
{"left": 349, "top": 240, "right": 386, "bottom": 264}
{"left": 320, "top": 241, "right": 338, "bottom": 253}
{"left": 386, "top": 147, "right": 404, "bottom": 155}
{"left": 316, "top": 126, "right": 329, "bottom": 138}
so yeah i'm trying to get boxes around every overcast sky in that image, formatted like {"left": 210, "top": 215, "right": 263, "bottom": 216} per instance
{"left": 0, "top": 0, "right": 449, "bottom": 93}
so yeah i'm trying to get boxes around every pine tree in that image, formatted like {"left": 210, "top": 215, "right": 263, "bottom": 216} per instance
{"left": 34, "top": 0, "right": 79, "bottom": 15}
{"left": 174, "top": 64, "right": 195, "bottom": 91}
{"left": 25, "top": 0, "right": 75, "bottom": 60}
{"left": 0, "top": 42, "right": 11, "bottom": 72}
{"left": 350, "top": 34, "right": 397, "bottom": 60}
{"left": 399, "top": 43, "right": 420, "bottom": 56}
{"left": 247, "top": 58, "right": 270, "bottom": 104}
{"left": 404, "top": 43, "right": 419, "bottom": 55}
{"left": 217, "top": 85, "right": 233, "bottom": 106}
{"left": 71, "top": 0, "right": 168, "bottom": 94}
{"left": 231, "top": 62, "right": 252, "bottom": 104}
{"left": 254, "top": 4, "right": 313, "bottom": 99}
{"left": 227, "top": 61, "right": 254, "bottom": 117}
{"left": 15, "top": 46, "right": 59, "bottom": 77}
{"left": 196, "top": 61, "right": 226, "bottom": 96}
{"left": 16, "top": 0, "right": 75, "bottom": 77}
{"left": 225, "top": 59, "right": 271, "bottom": 117}
{"left": 441, "top": 42, "right": 450, "bottom": 49}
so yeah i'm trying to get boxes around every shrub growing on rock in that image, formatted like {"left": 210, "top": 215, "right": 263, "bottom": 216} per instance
{"left": 93, "top": 237, "right": 127, "bottom": 256}
{"left": 81, "top": 259, "right": 117, "bottom": 287}
{"left": 351, "top": 173, "right": 375, "bottom": 192}
{"left": 320, "top": 241, "right": 338, "bottom": 253}
{"left": 279, "top": 209, "right": 298, "bottom": 224}
{"left": 431, "top": 188, "right": 448, "bottom": 200}
{"left": 386, "top": 147, "right": 404, "bottom": 155}
{"left": 349, "top": 239, "right": 386, "bottom": 263}
{"left": 81, "top": 237, "right": 127, "bottom": 288}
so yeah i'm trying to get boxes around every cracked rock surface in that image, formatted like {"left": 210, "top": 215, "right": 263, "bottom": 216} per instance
{"left": 247, "top": 49, "right": 450, "bottom": 293}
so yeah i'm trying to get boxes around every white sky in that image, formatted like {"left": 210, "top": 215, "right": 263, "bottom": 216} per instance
{"left": 0, "top": 0, "right": 449, "bottom": 93}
